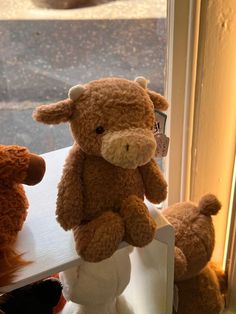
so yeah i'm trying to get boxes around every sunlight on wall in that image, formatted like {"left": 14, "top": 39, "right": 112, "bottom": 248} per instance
{"left": 190, "top": 0, "right": 236, "bottom": 266}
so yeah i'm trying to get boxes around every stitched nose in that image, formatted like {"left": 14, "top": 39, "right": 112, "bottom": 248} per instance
{"left": 125, "top": 144, "right": 130, "bottom": 151}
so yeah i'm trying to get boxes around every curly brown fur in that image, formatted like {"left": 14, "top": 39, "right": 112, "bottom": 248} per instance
{"left": 73, "top": 211, "right": 124, "bottom": 262}
{"left": 34, "top": 77, "right": 169, "bottom": 262}
{"left": 139, "top": 159, "right": 167, "bottom": 203}
{"left": 56, "top": 144, "right": 85, "bottom": 230}
{"left": 32, "top": 99, "right": 74, "bottom": 124}
{"left": 209, "top": 261, "right": 228, "bottom": 295}
{"left": 199, "top": 194, "right": 222, "bottom": 216}
{"left": 146, "top": 90, "right": 169, "bottom": 111}
{"left": 0, "top": 247, "right": 30, "bottom": 289}
{"left": 175, "top": 265, "right": 225, "bottom": 314}
{"left": 120, "top": 195, "right": 157, "bottom": 246}
{"left": 163, "top": 194, "right": 226, "bottom": 314}
{"left": 0, "top": 145, "right": 45, "bottom": 288}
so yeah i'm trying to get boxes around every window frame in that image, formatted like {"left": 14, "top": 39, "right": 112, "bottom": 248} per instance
{"left": 224, "top": 161, "right": 236, "bottom": 312}
{"left": 165, "top": 0, "right": 201, "bottom": 205}
{"left": 166, "top": 0, "right": 236, "bottom": 311}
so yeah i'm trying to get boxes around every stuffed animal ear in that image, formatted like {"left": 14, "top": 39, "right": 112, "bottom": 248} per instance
{"left": 147, "top": 90, "right": 169, "bottom": 111}
{"left": 199, "top": 194, "right": 221, "bottom": 216}
{"left": 23, "top": 154, "right": 46, "bottom": 186}
{"left": 174, "top": 247, "right": 187, "bottom": 280}
{"left": 134, "top": 76, "right": 169, "bottom": 111}
{"left": 33, "top": 99, "right": 75, "bottom": 125}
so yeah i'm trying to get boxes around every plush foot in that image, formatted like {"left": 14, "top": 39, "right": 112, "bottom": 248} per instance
{"left": 73, "top": 212, "right": 124, "bottom": 262}
{"left": 120, "top": 195, "right": 157, "bottom": 247}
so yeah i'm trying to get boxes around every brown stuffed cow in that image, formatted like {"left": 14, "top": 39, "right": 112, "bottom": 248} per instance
{"left": 33, "top": 76, "right": 168, "bottom": 262}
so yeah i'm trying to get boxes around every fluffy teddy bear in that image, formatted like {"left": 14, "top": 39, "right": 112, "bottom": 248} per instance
{"left": 0, "top": 278, "right": 63, "bottom": 314}
{"left": 162, "top": 194, "right": 227, "bottom": 314}
{"left": 0, "top": 145, "right": 45, "bottom": 288}
{"left": 33, "top": 76, "right": 169, "bottom": 262}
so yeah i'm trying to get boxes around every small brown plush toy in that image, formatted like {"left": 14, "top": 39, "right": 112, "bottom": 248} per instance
{"left": 0, "top": 145, "right": 46, "bottom": 288}
{"left": 33, "top": 76, "right": 168, "bottom": 262}
{"left": 162, "top": 194, "right": 227, "bottom": 314}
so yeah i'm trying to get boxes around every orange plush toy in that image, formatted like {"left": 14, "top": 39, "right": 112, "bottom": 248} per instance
{"left": 0, "top": 145, "right": 46, "bottom": 288}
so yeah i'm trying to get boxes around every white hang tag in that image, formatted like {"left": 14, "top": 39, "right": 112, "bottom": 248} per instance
{"left": 154, "top": 109, "right": 167, "bottom": 133}
{"left": 153, "top": 110, "right": 170, "bottom": 158}
{"left": 155, "top": 132, "right": 169, "bottom": 158}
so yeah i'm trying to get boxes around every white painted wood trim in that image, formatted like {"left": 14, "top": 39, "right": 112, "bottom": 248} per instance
{"left": 147, "top": 201, "right": 175, "bottom": 314}
{"left": 123, "top": 204, "right": 174, "bottom": 314}
{"left": 180, "top": 0, "right": 201, "bottom": 201}
{"left": 189, "top": 0, "right": 236, "bottom": 266}
{"left": 155, "top": 217, "right": 175, "bottom": 314}
{"left": 165, "top": 0, "right": 201, "bottom": 205}
{"left": 224, "top": 159, "right": 236, "bottom": 312}
{"left": 165, "top": 0, "right": 236, "bottom": 309}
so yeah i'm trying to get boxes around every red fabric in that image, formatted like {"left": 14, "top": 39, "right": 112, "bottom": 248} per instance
{"left": 51, "top": 274, "right": 67, "bottom": 314}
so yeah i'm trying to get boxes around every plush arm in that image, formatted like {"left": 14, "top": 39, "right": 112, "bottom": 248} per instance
{"left": 56, "top": 144, "right": 85, "bottom": 231}
{"left": 139, "top": 159, "right": 167, "bottom": 204}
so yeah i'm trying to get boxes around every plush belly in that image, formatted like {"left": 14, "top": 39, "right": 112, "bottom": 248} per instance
{"left": 82, "top": 156, "right": 144, "bottom": 219}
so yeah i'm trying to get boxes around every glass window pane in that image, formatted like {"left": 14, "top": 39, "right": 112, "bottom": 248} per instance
{"left": 0, "top": 0, "right": 167, "bottom": 154}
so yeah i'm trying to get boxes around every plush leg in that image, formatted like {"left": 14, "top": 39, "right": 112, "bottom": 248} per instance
{"left": 73, "top": 212, "right": 124, "bottom": 262}
{"left": 120, "top": 195, "right": 157, "bottom": 247}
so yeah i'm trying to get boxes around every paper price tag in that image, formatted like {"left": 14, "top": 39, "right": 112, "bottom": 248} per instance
{"left": 154, "top": 109, "right": 167, "bottom": 133}
{"left": 153, "top": 110, "right": 169, "bottom": 158}
{"left": 155, "top": 133, "right": 169, "bottom": 158}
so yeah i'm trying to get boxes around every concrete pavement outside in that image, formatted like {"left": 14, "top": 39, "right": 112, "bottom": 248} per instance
{"left": 0, "top": 0, "right": 167, "bottom": 154}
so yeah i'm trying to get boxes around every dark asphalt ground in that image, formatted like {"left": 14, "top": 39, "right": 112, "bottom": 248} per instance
{"left": 0, "top": 18, "right": 166, "bottom": 154}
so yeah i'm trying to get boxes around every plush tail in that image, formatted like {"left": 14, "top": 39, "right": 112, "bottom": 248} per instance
{"left": 0, "top": 245, "right": 30, "bottom": 289}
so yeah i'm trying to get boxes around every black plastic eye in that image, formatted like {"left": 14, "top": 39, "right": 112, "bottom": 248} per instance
{"left": 95, "top": 126, "right": 105, "bottom": 134}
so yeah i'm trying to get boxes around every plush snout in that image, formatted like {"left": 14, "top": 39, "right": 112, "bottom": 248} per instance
{"left": 101, "top": 128, "right": 156, "bottom": 169}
